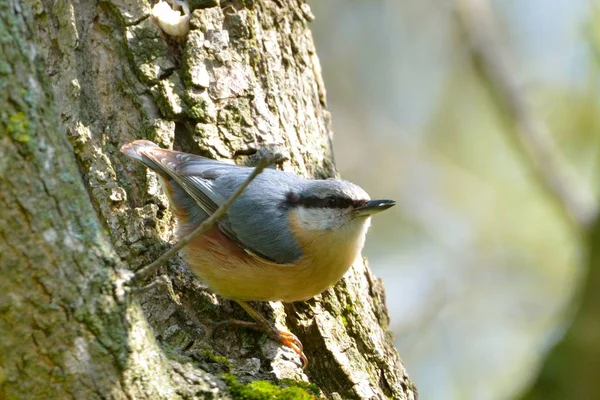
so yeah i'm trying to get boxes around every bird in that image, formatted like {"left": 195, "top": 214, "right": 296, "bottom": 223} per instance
{"left": 121, "top": 140, "right": 395, "bottom": 368}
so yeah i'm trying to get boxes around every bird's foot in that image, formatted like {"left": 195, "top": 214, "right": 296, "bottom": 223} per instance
{"left": 213, "top": 319, "right": 308, "bottom": 369}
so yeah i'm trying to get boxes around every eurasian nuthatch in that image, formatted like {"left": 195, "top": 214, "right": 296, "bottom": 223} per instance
{"left": 121, "top": 140, "right": 395, "bottom": 367}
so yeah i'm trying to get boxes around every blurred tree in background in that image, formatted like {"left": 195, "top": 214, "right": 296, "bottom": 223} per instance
{"left": 309, "top": 0, "right": 600, "bottom": 399}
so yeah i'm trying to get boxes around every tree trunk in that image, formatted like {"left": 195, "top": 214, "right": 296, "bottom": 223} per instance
{"left": 0, "top": 0, "right": 416, "bottom": 398}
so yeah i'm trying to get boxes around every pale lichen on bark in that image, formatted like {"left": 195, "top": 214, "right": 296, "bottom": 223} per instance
{"left": 3, "top": 0, "right": 418, "bottom": 398}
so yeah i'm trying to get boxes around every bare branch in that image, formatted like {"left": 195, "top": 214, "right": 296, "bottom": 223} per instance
{"left": 130, "top": 153, "right": 282, "bottom": 283}
{"left": 455, "top": 0, "right": 597, "bottom": 228}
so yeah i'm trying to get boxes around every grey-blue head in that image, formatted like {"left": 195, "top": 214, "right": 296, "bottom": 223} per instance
{"left": 281, "top": 178, "right": 395, "bottom": 231}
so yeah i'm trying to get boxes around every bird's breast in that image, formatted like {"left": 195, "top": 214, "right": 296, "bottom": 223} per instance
{"left": 181, "top": 214, "right": 366, "bottom": 302}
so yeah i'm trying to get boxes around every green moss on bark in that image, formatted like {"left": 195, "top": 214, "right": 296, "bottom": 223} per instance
{"left": 221, "top": 374, "right": 320, "bottom": 400}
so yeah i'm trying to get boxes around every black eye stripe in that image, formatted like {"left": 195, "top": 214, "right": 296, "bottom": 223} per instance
{"left": 301, "top": 196, "right": 331, "bottom": 208}
{"left": 282, "top": 192, "right": 365, "bottom": 209}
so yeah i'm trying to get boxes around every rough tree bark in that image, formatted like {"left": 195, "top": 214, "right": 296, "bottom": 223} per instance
{"left": 0, "top": 0, "right": 416, "bottom": 399}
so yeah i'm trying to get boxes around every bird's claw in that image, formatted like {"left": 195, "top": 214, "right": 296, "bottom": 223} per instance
{"left": 266, "top": 328, "right": 308, "bottom": 369}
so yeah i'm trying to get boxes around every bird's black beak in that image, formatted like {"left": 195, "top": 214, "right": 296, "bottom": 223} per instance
{"left": 353, "top": 199, "right": 396, "bottom": 217}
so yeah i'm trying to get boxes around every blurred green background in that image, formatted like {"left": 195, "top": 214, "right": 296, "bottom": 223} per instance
{"left": 308, "top": 1, "right": 600, "bottom": 399}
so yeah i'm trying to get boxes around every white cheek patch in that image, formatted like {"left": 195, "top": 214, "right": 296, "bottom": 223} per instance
{"left": 336, "top": 216, "right": 371, "bottom": 256}
{"left": 296, "top": 207, "right": 348, "bottom": 231}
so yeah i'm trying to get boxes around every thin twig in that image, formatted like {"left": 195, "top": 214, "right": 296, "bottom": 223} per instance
{"left": 130, "top": 153, "right": 281, "bottom": 283}
{"left": 131, "top": 275, "right": 171, "bottom": 294}
{"left": 130, "top": 274, "right": 181, "bottom": 303}
{"left": 455, "top": 0, "right": 597, "bottom": 228}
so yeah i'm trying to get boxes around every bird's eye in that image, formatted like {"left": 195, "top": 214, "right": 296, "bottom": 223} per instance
{"left": 326, "top": 197, "right": 338, "bottom": 207}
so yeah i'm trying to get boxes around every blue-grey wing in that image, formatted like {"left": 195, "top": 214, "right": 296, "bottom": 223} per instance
{"left": 125, "top": 142, "right": 303, "bottom": 264}
{"left": 208, "top": 170, "right": 304, "bottom": 264}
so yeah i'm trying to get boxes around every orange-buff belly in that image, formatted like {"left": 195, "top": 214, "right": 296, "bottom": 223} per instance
{"left": 182, "top": 216, "right": 361, "bottom": 303}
